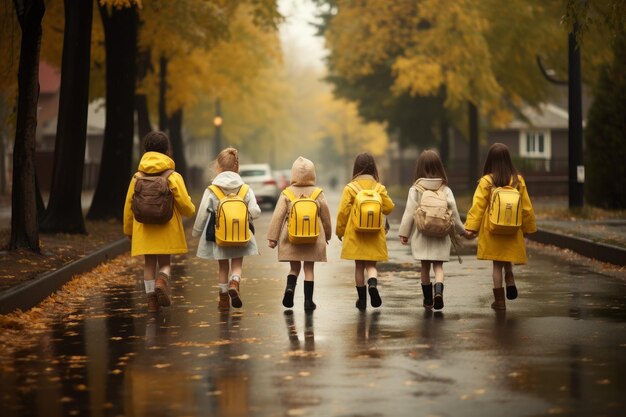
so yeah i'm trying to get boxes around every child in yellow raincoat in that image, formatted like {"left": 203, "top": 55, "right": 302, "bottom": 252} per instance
{"left": 465, "top": 143, "right": 536, "bottom": 310}
{"left": 336, "top": 153, "right": 394, "bottom": 310}
{"left": 124, "top": 131, "right": 196, "bottom": 312}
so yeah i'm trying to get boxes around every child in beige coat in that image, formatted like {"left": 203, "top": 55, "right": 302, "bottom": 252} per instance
{"left": 267, "top": 157, "right": 332, "bottom": 311}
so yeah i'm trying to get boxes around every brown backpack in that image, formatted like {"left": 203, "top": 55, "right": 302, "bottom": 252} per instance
{"left": 131, "top": 170, "right": 174, "bottom": 224}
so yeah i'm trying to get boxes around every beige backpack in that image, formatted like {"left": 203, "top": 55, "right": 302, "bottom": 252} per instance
{"left": 413, "top": 183, "right": 453, "bottom": 238}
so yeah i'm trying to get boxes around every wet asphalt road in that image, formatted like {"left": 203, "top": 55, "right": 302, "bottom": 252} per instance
{"left": 2, "top": 191, "right": 626, "bottom": 417}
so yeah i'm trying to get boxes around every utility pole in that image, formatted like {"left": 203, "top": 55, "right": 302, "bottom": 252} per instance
{"left": 568, "top": 23, "right": 584, "bottom": 208}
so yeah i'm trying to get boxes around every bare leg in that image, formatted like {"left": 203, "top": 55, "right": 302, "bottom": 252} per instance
{"left": 420, "top": 261, "right": 431, "bottom": 284}
{"left": 156, "top": 254, "right": 171, "bottom": 277}
{"left": 228, "top": 257, "right": 244, "bottom": 308}
{"left": 504, "top": 262, "right": 514, "bottom": 285}
{"left": 144, "top": 255, "right": 157, "bottom": 283}
{"left": 492, "top": 261, "right": 505, "bottom": 288}
{"left": 218, "top": 259, "right": 230, "bottom": 285}
{"left": 433, "top": 261, "right": 444, "bottom": 283}
{"left": 289, "top": 261, "right": 302, "bottom": 277}
{"left": 303, "top": 262, "right": 314, "bottom": 281}
{"left": 354, "top": 260, "right": 366, "bottom": 287}
{"left": 364, "top": 261, "right": 377, "bottom": 279}
{"left": 365, "top": 261, "right": 381, "bottom": 308}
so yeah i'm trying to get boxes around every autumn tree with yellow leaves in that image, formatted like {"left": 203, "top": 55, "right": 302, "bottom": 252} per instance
{"left": 316, "top": 0, "right": 615, "bottom": 183}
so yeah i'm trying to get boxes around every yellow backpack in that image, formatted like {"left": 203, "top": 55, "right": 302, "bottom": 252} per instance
{"left": 283, "top": 187, "right": 323, "bottom": 244}
{"left": 208, "top": 184, "right": 251, "bottom": 246}
{"left": 487, "top": 178, "right": 522, "bottom": 235}
{"left": 347, "top": 182, "right": 384, "bottom": 232}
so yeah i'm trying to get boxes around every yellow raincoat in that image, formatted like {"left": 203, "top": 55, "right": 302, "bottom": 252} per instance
{"left": 465, "top": 175, "right": 536, "bottom": 264}
{"left": 336, "top": 175, "right": 395, "bottom": 261}
{"left": 123, "top": 152, "right": 196, "bottom": 256}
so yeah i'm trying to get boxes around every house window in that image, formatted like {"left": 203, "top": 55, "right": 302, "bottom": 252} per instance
{"left": 519, "top": 130, "right": 551, "bottom": 159}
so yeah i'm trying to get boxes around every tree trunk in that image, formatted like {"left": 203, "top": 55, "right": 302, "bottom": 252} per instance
{"left": 169, "top": 108, "right": 187, "bottom": 178}
{"left": 568, "top": 24, "right": 584, "bottom": 208}
{"left": 10, "top": 0, "right": 45, "bottom": 252}
{"left": 87, "top": 3, "right": 138, "bottom": 221}
{"left": 468, "top": 101, "right": 479, "bottom": 189}
{"left": 158, "top": 55, "right": 168, "bottom": 132}
{"left": 40, "top": 0, "right": 93, "bottom": 234}
{"left": 135, "top": 47, "right": 152, "bottom": 140}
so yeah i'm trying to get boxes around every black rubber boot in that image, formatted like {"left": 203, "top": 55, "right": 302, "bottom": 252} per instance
{"left": 356, "top": 286, "right": 367, "bottom": 310}
{"left": 282, "top": 274, "right": 297, "bottom": 308}
{"left": 367, "top": 277, "right": 382, "bottom": 308}
{"left": 433, "top": 283, "right": 444, "bottom": 310}
{"left": 304, "top": 281, "right": 316, "bottom": 311}
{"left": 506, "top": 285, "right": 518, "bottom": 300}
{"left": 421, "top": 283, "right": 433, "bottom": 309}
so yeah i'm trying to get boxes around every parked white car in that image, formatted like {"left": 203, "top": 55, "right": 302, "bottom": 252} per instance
{"left": 239, "top": 163, "right": 281, "bottom": 207}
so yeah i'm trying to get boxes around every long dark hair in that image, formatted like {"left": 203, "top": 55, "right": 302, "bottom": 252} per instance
{"left": 483, "top": 143, "right": 518, "bottom": 187}
{"left": 414, "top": 149, "right": 448, "bottom": 184}
{"left": 143, "top": 131, "right": 171, "bottom": 156}
{"left": 351, "top": 152, "right": 379, "bottom": 181}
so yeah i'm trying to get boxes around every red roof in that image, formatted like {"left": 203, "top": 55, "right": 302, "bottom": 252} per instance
{"left": 39, "top": 61, "right": 60, "bottom": 94}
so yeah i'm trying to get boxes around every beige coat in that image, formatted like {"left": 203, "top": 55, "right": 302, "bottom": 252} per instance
{"left": 398, "top": 178, "right": 465, "bottom": 262}
{"left": 267, "top": 157, "right": 332, "bottom": 262}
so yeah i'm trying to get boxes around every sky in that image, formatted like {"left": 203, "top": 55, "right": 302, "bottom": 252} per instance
{"left": 278, "top": 0, "right": 327, "bottom": 70}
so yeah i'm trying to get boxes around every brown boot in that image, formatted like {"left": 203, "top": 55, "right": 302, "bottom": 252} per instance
{"left": 491, "top": 287, "right": 506, "bottom": 310}
{"left": 147, "top": 293, "right": 159, "bottom": 313}
{"left": 218, "top": 292, "right": 230, "bottom": 311}
{"left": 155, "top": 272, "right": 172, "bottom": 307}
{"left": 228, "top": 279, "right": 243, "bottom": 308}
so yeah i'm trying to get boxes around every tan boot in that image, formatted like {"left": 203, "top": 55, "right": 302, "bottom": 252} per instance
{"left": 228, "top": 279, "right": 243, "bottom": 308}
{"left": 218, "top": 292, "right": 230, "bottom": 311}
{"left": 147, "top": 293, "right": 159, "bottom": 313}
{"left": 155, "top": 272, "right": 172, "bottom": 307}
{"left": 491, "top": 287, "right": 506, "bottom": 310}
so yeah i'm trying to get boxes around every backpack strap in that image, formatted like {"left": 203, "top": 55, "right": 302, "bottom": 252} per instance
{"left": 347, "top": 182, "right": 362, "bottom": 194}
{"left": 208, "top": 184, "right": 226, "bottom": 201}
{"left": 282, "top": 188, "right": 297, "bottom": 202}
{"left": 160, "top": 169, "right": 174, "bottom": 179}
{"left": 237, "top": 184, "right": 250, "bottom": 199}
{"left": 310, "top": 187, "right": 323, "bottom": 200}
{"left": 373, "top": 183, "right": 383, "bottom": 193}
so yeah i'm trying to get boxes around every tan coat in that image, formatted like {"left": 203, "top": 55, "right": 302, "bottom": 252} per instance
{"left": 267, "top": 157, "right": 332, "bottom": 262}
{"left": 123, "top": 152, "right": 196, "bottom": 256}
{"left": 465, "top": 175, "right": 537, "bottom": 264}
{"left": 335, "top": 175, "right": 395, "bottom": 261}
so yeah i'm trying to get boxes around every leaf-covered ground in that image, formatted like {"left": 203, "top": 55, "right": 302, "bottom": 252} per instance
{"left": 0, "top": 220, "right": 125, "bottom": 292}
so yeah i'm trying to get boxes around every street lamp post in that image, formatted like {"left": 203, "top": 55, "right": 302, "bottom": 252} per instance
{"left": 213, "top": 98, "right": 223, "bottom": 157}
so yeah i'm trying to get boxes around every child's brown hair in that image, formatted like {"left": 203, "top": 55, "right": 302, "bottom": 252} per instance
{"left": 351, "top": 152, "right": 379, "bottom": 182}
{"left": 414, "top": 149, "right": 448, "bottom": 184}
{"left": 143, "top": 131, "right": 170, "bottom": 155}
{"left": 483, "top": 143, "right": 519, "bottom": 187}
{"left": 216, "top": 147, "right": 239, "bottom": 173}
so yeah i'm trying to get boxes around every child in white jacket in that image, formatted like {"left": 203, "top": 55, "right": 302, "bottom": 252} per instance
{"left": 192, "top": 148, "right": 261, "bottom": 311}
{"left": 398, "top": 150, "right": 466, "bottom": 310}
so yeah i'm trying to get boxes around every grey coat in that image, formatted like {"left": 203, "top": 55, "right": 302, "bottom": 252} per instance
{"left": 267, "top": 157, "right": 332, "bottom": 262}
{"left": 192, "top": 171, "right": 261, "bottom": 260}
{"left": 398, "top": 178, "right": 465, "bottom": 262}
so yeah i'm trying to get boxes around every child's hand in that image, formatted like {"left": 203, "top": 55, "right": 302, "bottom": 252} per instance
{"left": 268, "top": 240, "right": 277, "bottom": 248}
{"left": 399, "top": 235, "right": 409, "bottom": 245}
{"left": 464, "top": 230, "right": 477, "bottom": 239}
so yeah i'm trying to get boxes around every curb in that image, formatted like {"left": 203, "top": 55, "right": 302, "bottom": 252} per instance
{"left": 0, "top": 238, "right": 130, "bottom": 315}
{"left": 526, "top": 228, "right": 626, "bottom": 266}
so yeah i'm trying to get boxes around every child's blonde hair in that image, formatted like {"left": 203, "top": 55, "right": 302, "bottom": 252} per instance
{"left": 216, "top": 147, "right": 239, "bottom": 173}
